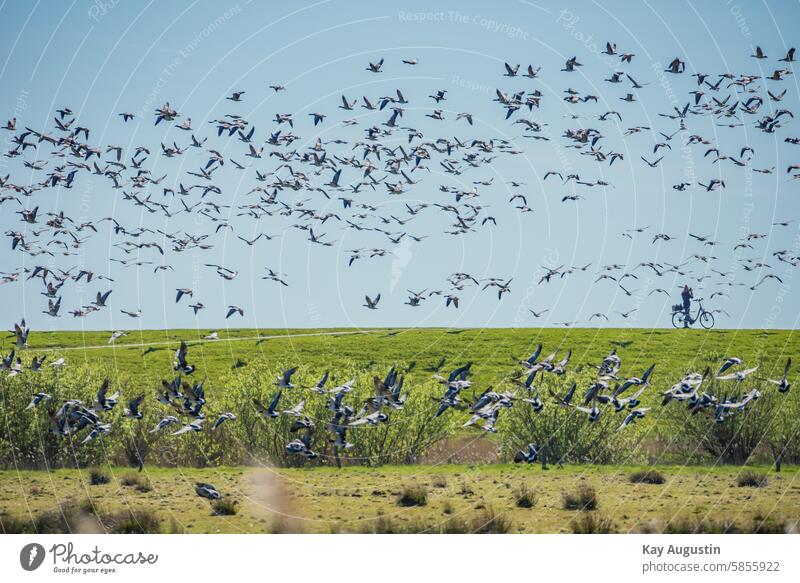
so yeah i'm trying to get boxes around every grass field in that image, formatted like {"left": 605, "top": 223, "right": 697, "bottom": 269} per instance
{"left": 1, "top": 464, "right": 798, "bottom": 533}
{"left": 1, "top": 327, "right": 798, "bottom": 533}
{"left": 5, "top": 326, "right": 798, "bottom": 388}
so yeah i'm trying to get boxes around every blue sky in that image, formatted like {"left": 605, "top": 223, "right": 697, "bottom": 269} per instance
{"left": 0, "top": 0, "right": 798, "bottom": 331}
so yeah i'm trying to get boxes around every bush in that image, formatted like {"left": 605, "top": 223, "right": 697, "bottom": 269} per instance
{"left": 471, "top": 507, "right": 512, "bottom": 533}
{"left": 120, "top": 472, "right": 152, "bottom": 492}
{"left": 663, "top": 517, "right": 743, "bottom": 534}
{"left": 629, "top": 470, "right": 665, "bottom": 485}
{"left": 1, "top": 499, "right": 87, "bottom": 534}
{"left": 267, "top": 516, "right": 302, "bottom": 534}
{"left": 212, "top": 499, "right": 238, "bottom": 516}
{"left": 397, "top": 483, "right": 428, "bottom": 507}
{"left": 106, "top": 509, "right": 162, "bottom": 534}
{"left": 500, "top": 375, "right": 638, "bottom": 465}
{"left": 31, "top": 501, "right": 84, "bottom": 533}
{"left": 0, "top": 362, "right": 460, "bottom": 469}
{"left": 562, "top": 485, "right": 597, "bottom": 511}
{"left": 571, "top": 513, "right": 617, "bottom": 533}
{"left": 439, "top": 515, "right": 470, "bottom": 533}
{"left": 431, "top": 475, "right": 448, "bottom": 488}
{"left": 360, "top": 512, "right": 406, "bottom": 534}
{"left": 514, "top": 484, "right": 537, "bottom": 508}
{"left": 653, "top": 515, "right": 794, "bottom": 534}
{"left": 89, "top": 469, "right": 110, "bottom": 485}
{"left": 0, "top": 512, "right": 32, "bottom": 534}
{"left": 737, "top": 470, "right": 768, "bottom": 488}
{"left": 659, "top": 378, "right": 784, "bottom": 464}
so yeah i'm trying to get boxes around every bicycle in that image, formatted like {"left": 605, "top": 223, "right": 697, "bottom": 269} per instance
{"left": 671, "top": 298, "right": 715, "bottom": 329}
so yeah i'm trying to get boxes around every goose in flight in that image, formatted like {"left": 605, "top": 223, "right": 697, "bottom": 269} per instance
{"left": 766, "top": 358, "right": 791, "bottom": 393}
{"left": 25, "top": 392, "right": 52, "bottom": 410}
{"left": 549, "top": 382, "right": 577, "bottom": 407}
{"left": 285, "top": 427, "right": 316, "bottom": 459}
{"left": 13, "top": 321, "right": 29, "bottom": 347}
{"left": 602, "top": 41, "right": 617, "bottom": 55}
{"left": 92, "top": 290, "right": 112, "bottom": 307}
{"left": 123, "top": 395, "right": 144, "bottom": 419}
{"left": 172, "top": 418, "right": 204, "bottom": 436}
{"left": 108, "top": 331, "right": 127, "bottom": 343}
{"left": 349, "top": 410, "right": 389, "bottom": 427}
{"left": 616, "top": 364, "right": 656, "bottom": 396}
{"left": 618, "top": 408, "right": 650, "bottom": 430}
{"left": 93, "top": 379, "right": 119, "bottom": 412}
{"left": 513, "top": 443, "right": 541, "bottom": 463}
{"left": 195, "top": 483, "right": 222, "bottom": 500}
{"left": 225, "top": 305, "right": 244, "bottom": 319}
{"left": 276, "top": 367, "right": 297, "bottom": 389}
{"left": 574, "top": 402, "right": 601, "bottom": 423}
{"left": 81, "top": 423, "right": 112, "bottom": 445}
{"left": 640, "top": 155, "right": 664, "bottom": 168}
{"left": 150, "top": 415, "right": 179, "bottom": 433}
{"left": 716, "top": 365, "right": 759, "bottom": 382}
{"left": 518, "top": 344, "right": 543, "bottom": 370}
{"left": 282, "top": 399, "right": 305, "bottom": 417}
{"left": 262, "top": 268, "right": 289, "bottom": 286}
{"left": 718, "top": 357, "right": 742, "bottom": 374}
{"left": 405, "top": 289, "right": 427, "bottom": 306}
{"left": 253, "top": 390, "right": 282, "bottom": 418}
{"left": 562, "top": 56, "right": 583, "bottom": 72}
{"left": 310, "top": 370, "right": 329, "bottom": 394}
{"left": 366, "top": 58, "right": 384, "bottom": 73}
{"left": 173, "top": 341, "right": 195, "bottom": 374}
{"left": 43, "top": 297, "right": 61, "bottom": 317}
{"left": 665, "top": 57, "right": 685, "bottom": 73}
{"left": 363, "top": 294, "right": 381, "bottom": 309}
{"left": 175, "top": 288, "right": 193, "bottom": 303}
{"left": 212, "top": 412, "right": 236, "bottom": 430}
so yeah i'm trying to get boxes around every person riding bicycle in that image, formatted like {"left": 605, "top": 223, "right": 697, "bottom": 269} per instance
{"left": 681, "top": 284, "right": 693, "bottom": 327}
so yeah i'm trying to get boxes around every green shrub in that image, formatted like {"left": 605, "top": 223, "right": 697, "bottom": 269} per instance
{"left": 397, "top": 483, "right": 428, "bottom": 507}
{"left": 514, "top": 484, "right": 537, "bottom": 508}
{"left": 107, "top": 509, "right": 162, "bottom": 533}
{"left": 89, "top": 468, "right": 110, "bottom": 485}
{"left": 212, "top": 499, "right": 238, "bottom": 516}
{"left": 629, "top": 470, "right": 665, "bottom": 485}
{"left": 120, "top": 472, "right": 152, "bottom": 492}
{"left": 562, "top": 484, "right": 597, "bottom": 511}
{"left": 663, "top": 517, "right": 742, "bottom": 534}
{"left": 571, "top": 513, "right": 617, "bottom": 533}
{"left": 0, "top": 362, "right": 460, "bottom": 469}
{"left": 471, "top": 507, "right": 512, "bottom": 533}
{"left": 431, "top": 475, "right": 448, "bottom": 488}
{"left": 737, "top": 470, "right": 768, "bottom": 488}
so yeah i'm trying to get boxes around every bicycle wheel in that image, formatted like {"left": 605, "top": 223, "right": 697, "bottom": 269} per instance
{"left": 699, "top": 311, "right": 715, "bottom": 329}
{"left": 671, "top": 312, "right": 685, "bottom": 328}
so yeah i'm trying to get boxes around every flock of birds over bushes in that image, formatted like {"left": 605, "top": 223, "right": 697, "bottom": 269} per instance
{"left": 0, "top": 44, "right": 799, "bottom": 325}
{"left": 2, "top": 318, "right": 794, "bottom": 501}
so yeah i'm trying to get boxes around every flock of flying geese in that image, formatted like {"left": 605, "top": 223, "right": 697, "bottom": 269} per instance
{"left": 5, "top": 318, "right": 793, "bottom": 503}
{"left": 1, "top": 43, "right": 798, "bottom": 325}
